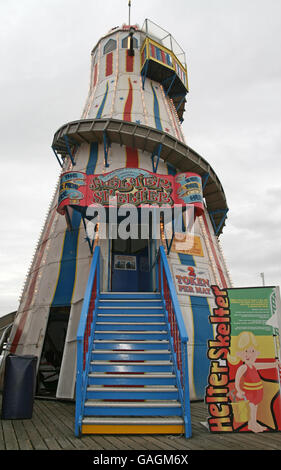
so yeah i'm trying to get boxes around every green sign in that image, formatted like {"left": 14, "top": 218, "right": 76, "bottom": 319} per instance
{"left": 228, "top": 287, "right": 275, "bottom": 336}
{"left": 206, "top": 285, "right": 281, "bottom": 433}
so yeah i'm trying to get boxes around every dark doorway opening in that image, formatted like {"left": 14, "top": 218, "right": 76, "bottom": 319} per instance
{"left": 36, "top": 306, "right": 70, "bottom": 397}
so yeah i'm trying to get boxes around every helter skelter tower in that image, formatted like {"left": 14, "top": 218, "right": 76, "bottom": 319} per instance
{"left": 5, "top": 15, "right": 231, "bottom": 435}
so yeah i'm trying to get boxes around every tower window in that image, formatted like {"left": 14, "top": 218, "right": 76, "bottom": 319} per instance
{"left": 103, "top": 39, "right": 117, "bottom": 55}
{"left": 122, "top": 35, "right": 138, "bottom": 49}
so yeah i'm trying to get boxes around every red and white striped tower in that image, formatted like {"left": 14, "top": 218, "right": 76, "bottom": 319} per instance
{"left": 5, "top": 17, "right": 231, "bottom": 401}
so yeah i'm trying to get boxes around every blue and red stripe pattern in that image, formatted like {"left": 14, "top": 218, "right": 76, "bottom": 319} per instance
{"left": 10, "top": 207, "right": 57, "bottom": 352}
{"left": 174, "top": 60, "right": 187, "bottom": 87}
{"left": 149, "top": 44, "right": 173, "bottom": 68}
{"left": 176, "top": 252, "right": 213, "bottom": 399}
{"left": 201, "top": 213, "right": 227, "bottom": 289}
{"left": 51, "top": 142, "right": 99, "bottom": 307}
{"left": 10, "top": 144, "right": 101, "bottom": 350}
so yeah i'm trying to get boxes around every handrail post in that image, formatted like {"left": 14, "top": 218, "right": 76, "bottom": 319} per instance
{"left": 182, "top": 338, "right": 192, "bottom": 438}
{"left": 75, "top": 337, "right": 83, "bottom": 437}
{"left": 97, "top": 251, "right": 100, "bottom": 293}
{"left": 160, "top": 256, "right": 164, "bottom": 296}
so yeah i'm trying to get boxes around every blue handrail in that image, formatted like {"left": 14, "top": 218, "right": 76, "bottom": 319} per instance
{"left": 158, "top": 246, "right": 192, "bottom": 438}
{"left": 75, "top": 246, "right": 100, "bottom": 437}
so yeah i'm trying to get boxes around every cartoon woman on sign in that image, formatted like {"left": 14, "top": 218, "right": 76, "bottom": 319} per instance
{"left": 229, "top": 331, "right": 280, "bottom": 433}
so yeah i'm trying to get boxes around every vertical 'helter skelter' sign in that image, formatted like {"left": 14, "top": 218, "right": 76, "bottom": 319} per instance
{"left": 205, "top": 286, "right": 233, "bottom": 432}
{"left": 206, "top": 285, "right": 281, "bottom": 433}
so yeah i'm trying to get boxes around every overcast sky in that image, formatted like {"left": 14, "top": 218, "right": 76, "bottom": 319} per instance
{"left": 0, "top": 0, "right": 280, "bottom": 316}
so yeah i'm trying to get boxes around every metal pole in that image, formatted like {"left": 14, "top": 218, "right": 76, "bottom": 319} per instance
{"left": 128, "top": 0, "right": 131, "bottom": 25}
{"left": 260, "top": 272, "right": 265, "bottom": 286}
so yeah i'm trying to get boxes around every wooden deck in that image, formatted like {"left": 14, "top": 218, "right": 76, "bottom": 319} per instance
{"left": 0, "top": 395, "right": 281, "bottom": 451}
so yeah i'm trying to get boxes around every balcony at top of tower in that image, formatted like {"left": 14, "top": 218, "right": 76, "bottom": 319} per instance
{"left": 89, "top": 19, "right": 188, "bottom": 123}
{"left": 140, "top": 19, "right": 188, "bottom": 121}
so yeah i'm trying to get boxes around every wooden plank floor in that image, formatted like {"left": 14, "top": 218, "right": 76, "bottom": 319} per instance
{"left": 0, "top": 395, "right": 281, "bottom": 451}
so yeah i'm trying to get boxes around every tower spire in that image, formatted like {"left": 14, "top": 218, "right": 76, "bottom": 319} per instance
{"left": 128, "top": 0, "right": 131, "bottom": 25}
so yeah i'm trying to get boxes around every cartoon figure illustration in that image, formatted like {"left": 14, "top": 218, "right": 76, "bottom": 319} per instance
{"left": 228, "top": 331, "right": 280, "bottom": 433}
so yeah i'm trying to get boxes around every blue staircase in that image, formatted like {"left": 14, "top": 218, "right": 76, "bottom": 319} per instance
{"left": 75, "top": 247, "right": 192, "bottom": 437}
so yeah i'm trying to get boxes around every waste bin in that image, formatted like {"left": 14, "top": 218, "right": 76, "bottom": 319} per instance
{"left": 1, "top": 354, "right": 38, "bottom": 419}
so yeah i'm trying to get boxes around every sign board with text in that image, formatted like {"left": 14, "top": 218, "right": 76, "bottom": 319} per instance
{"left": 172, "top": 265, "right": 212, "bottom": 298}
{"left": 57, "top": 168, "right": 204, "bottom": 216}
{"left": 206, "top": 286, "right": 281, "bottom": 433}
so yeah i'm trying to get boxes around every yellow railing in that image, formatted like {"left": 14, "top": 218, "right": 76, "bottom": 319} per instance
{"left": 140, "top": 37, "right": 188, "bottom": 91}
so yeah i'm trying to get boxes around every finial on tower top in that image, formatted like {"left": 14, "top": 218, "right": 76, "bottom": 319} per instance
{"left": 128, "top": 0, "right": 131, "bottom": 25}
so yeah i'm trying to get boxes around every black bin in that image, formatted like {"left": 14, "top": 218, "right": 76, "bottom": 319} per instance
{"left": 1, "top": 354, "right": 38, "bottom": 419}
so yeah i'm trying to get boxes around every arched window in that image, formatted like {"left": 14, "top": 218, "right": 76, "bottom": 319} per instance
{"left": 103, "top": 38, "right": 117, "bottom": 55}
{"left": 121, "top": 35, "right": 138, "bottom": 49}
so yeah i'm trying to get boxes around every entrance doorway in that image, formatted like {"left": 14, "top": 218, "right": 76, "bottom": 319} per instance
{"left": 111, "top": 235, "right": 152, "bottom": 292}
{"left": 37, "top": 306, "right": 70, "bottom": 397}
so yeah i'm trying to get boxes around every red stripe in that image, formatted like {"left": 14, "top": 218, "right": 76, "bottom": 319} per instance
{"left": 93, "top": 63, "right": 98, "bottom": 87}
{"left": 105, "top": 52, "right": 113, "bottom": 76}
{"left": 202, "top": 212, "right": 227, "bottom": 288}
{"left": 150, "top": 44, "right": 156, "bottom": 58}
{"left": 161, "top": 50, "right": 166, "bottom": 64}
{"left": 123, "top": 78, "right": 133, "bottom": 122}
{"left": 125, "top": 147, "right": 139, "bottom": 168}
{"left": 11, "top": 208, "right": 57, "bottom": 353}
{"left": 126, "top": 50, "right": 134, "bottom": 72}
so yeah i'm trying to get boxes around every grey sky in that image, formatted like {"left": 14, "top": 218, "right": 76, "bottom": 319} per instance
{"left": 1, "top": 0, "right": 281, "bottom": 316}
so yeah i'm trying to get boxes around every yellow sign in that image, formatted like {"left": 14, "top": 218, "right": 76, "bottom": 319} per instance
{"left": 171, "top": 234, "right": 204, "bottom": 257}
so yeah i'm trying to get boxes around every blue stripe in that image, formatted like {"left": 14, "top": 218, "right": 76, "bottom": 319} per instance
{"left": 151, "top": 84, "right": 162, "bottom": 131}
{"left": 52, "top": 142, "right": 99, "bottom": 306}
{"left": 96, "top": 82, "right": 109, "bottom": 119}
{"left": 166, "top": 161, "right": 176, "bottom": 177}
{"left": 189, "top": 296, "right": 213, "bottom": 398}
{"left": 178, "top": 253, "right": 194, "bottom": 266}
{"left": 86, "top": 141, "right": 99, "bottom": 175}
{"left": 156, "top": 46, "right": 161, "bottom": 61}
{"left": 177, "top": 253, "right": 213, "bottom": 399}
{"left": 51, "top": 210, "right": 81, "bottom": 306}
{"left": 166, "top": 53, "right": 172, "bottom": 66}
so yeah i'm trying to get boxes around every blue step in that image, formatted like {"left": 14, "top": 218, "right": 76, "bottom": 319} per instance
{"left": 99, "top": 293, "right": 161, "bottom": 300}
{"left": 77, "top": 289, "right": 185, "bottom": 436}
{"left": 94, "top": 331, "right": 169, "bottom": 340}
{"left": 91, "top": 350, "right": 171, "bottom": 361}
{"left": 95, "top": 322, "right": 167, "bottom": 331}
{"left": 98, "top": 300, "right": 163, "bottom": 307}
{"left": 86, "top": 386, "right": 179, "bottom": 400}
{"left": 97, "top": 308, "right": 163, "bottom": 315}
{"left": 83, "top": 400, "right": 182, "bottom": 416}
{"left": 90, "top": 361, "right": 173, "bottom": 373}
{"left": 88, "top": 373, "right": 177, "bottom": 386}
{"left": 93, "top": 340, "right": 170, "bottom": 350}
{"left": 96, "top": 314, "right": 165, "bottom": 322}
